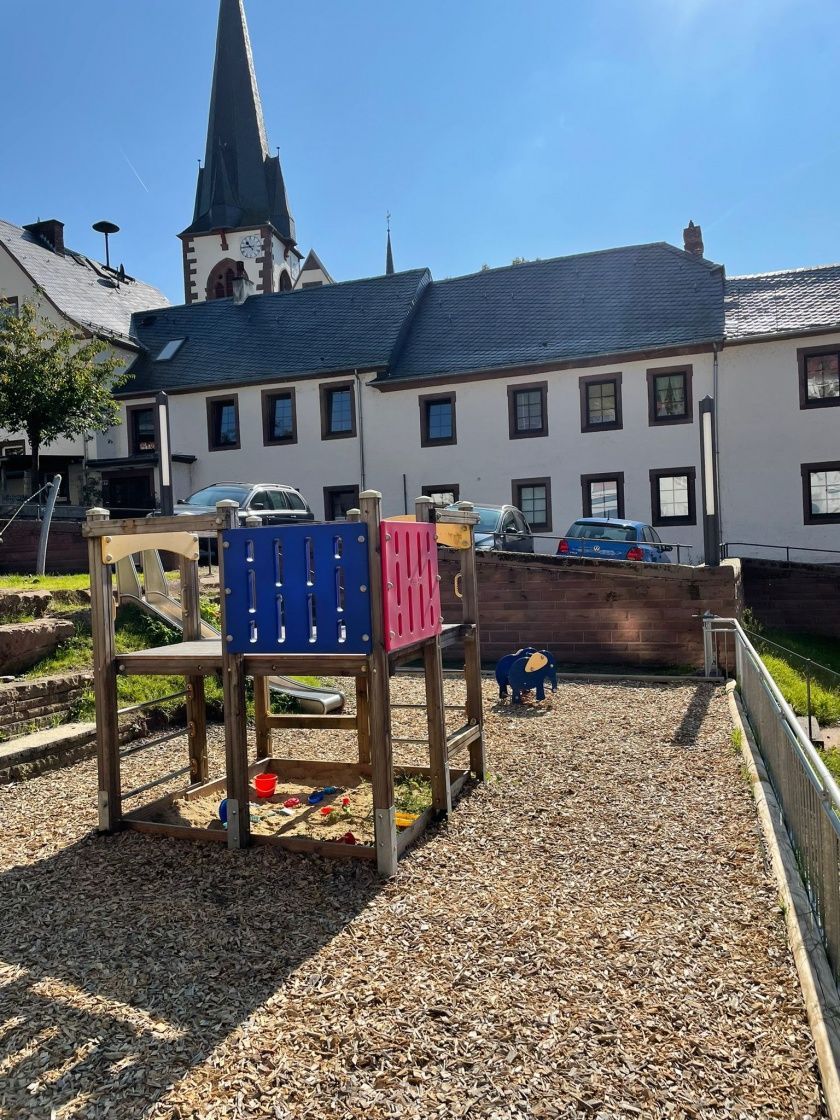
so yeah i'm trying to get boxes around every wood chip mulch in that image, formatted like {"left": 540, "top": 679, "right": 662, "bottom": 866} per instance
{"left": 0, "top": 677, "right": 825, "bottom": 1119}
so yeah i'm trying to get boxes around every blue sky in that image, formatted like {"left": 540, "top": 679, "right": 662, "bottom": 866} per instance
{"left": 3, "top": 0, "right": 840, "bottom": 303}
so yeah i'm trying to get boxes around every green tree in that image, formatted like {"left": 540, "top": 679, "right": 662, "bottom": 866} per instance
{"left": 0, "top": 300, "right": 126, "bottom": 494}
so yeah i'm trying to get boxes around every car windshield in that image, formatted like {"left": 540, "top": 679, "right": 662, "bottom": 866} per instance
{"left": 566, "top": 521, "right": 637, "bottom": 543}
{"left": 183, "top": 485, "right": 250, "bottom": 507}
{"left": 469, "top": 507, "right": 502, "bottom": 533}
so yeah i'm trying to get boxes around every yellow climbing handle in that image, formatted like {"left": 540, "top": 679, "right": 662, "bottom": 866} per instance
{"left": 454, "top": 573, "right": 463, "bottom": 600}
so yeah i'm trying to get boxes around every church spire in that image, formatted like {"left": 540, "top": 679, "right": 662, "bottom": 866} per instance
{"left": 182, "top": 0, "right": 295, "bottom": 243}
{"left": 385, "top": 212, "right": 394, "bottom": 275}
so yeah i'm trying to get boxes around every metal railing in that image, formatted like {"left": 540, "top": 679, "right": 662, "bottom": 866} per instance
{"left": 722, "top": 540, "right": 840, "bottom": 564}
{"left": 704, "top": 615, "right": 840, "bottom": 981}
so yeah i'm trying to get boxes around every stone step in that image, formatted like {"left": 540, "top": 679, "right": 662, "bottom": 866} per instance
{"left": 0, "top": 721, "right": 96, "bottom": 783}
{"left": 0, "top": 589, "right": 52, "bottom": 622}
{"left": 0, "top": 617, "right": 76, "bottom": 676}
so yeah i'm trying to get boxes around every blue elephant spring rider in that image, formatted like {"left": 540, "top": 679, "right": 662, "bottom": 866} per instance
{"left": 495, "top": 648, "right": 558, "bottom": 704}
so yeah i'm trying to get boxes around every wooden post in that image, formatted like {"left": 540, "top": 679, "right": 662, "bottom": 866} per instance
{"left": 179, "top": 551, "right": 208, "bottom": 783}
{"left": 457, "top": 502, "right": 485, "bottom": 779}
{"left": 424, "top": 636, "right": 451, "bottom": 814}
{"left": 359, "top": 489, "right": 397, "bottom": 877}
{"left": 356, "top": 672, "right": 371, "bottom": 765}
{"left": 242, "top": 515, "right": 271, "bottom": 762}
{"left": 346, "top": 508, "right": 361, "bottom": 523}
{"left": 414, "top": 495, "right": 433, "bottom": 524}
{"left": 87, "top": 507, "right": 121, "bottom": 831}
{"left": 217, "top": 500, "right": 250, "bottom": 849}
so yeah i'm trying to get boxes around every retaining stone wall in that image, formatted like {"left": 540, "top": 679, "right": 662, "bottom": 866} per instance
{"left": 0, "top": 672, "right": 92, "bottom": 737}
{"left": 741, "top": 559, "right": 840, "bottom": 641}
{"left": 0, "top": 520, "right": 88, "bottom": 574}
{"left": 438, "top": 552, "right": 742, "bottom": 669}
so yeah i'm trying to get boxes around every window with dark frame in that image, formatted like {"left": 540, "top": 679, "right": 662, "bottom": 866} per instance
{"left": 262, "top": 389, "right": 297, "bottom": 445}
{"left": 323, "top": 485, "right": 360, "bottom": 521}
{"left": 650, "top": 467, "right": 696, "bottom": 526}
{"left": 512, "top": 477, "right": 552, "bottom": 532}
{"left": 129, "top": 406, "right": 156, "bottom": 454}
{"left": 799, "top": 349, "right": 840, "bottom": 408}
{"left": 579, "top": 373, "right": 622, "bottom": 432}
{"left": 647, "top": 367, "right": 693, "bottom": 424}
{"left": 206, "top": 396, "right": 240, "bottom": 451}
{"left": 581, "top": 473, "right": 625, "bottom": 519}
{"left": 508, "top": 382, "right": 547, "bottom": 438}
{"left": 419, "top": 393, "right": 456, "bottom": 446}
{"left": 422, "top": 484, "right": 460, "bottom": 509}
{"left": 320, "top": 383, "right": 357, "bottom": 439}
{"left": 802, "top": 461, "right": 840, "bottom": 524}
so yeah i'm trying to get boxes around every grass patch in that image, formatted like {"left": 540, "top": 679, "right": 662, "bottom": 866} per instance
{"left": 0, "top": 573, "right": 90, "bottom": 592}
{"left": 760, "top": 653, "right": 840, "bottom": 726}
{"left": 0, "top": 612, "right": 38, "bottom": 625}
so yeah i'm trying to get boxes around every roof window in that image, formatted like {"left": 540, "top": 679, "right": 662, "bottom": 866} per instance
{"left": 155, "top": 338, "right": 186, "bottom": 362}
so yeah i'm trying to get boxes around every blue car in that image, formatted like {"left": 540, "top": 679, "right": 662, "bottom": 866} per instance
{"left": 557, "top": 518, "right": 672, "bottom": 563}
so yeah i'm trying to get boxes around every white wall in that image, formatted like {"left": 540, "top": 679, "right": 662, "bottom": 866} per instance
{"left": 719, "top": 332, "right": 840, "bottom": 560}
{"left": 109, "top": 352, "right": 713, "bottom": 560}
{"left": 184, "top": 228, "right": 293, "bottom": 304}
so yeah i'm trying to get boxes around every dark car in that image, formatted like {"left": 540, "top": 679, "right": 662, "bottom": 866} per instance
{"left": 446, "top": 502, "right": 534, "bottom": 552}
{"left": 168, "top": 483, "right": 314, "bottom": 524}
{"left": 557, "top": 518, "right": 672, "bottom": 563}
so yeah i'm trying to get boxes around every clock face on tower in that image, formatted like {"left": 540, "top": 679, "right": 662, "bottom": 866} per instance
{"left": 239, "top": 234, "right": 262, "bottom": 259}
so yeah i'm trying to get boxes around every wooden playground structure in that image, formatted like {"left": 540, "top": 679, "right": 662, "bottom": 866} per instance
{"left": 83, "top": 492, "right": 483, "bottom": 877}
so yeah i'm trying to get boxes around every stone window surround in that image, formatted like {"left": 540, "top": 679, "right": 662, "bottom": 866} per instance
{"left": 580, "top": 472, "right": 626, "bottom": 519}
{"left": 649, "top": 466, "right": 697, "bottom": 526}
{"left": 579, "top": 372, "right": 623, "bottom": 433}
{"left": 319, "top": 381, "right": 357, "bottom": 440}
{"left": 419, "top": 392, "right": 457, "bottom": 447}
{"left": 507, "top": 381, "right": 548, "bottom": 439}
{"left": 511, "top": 476, "right": 552, "bottom": 532}
{"left": 797, "top": 346, "right": 840, "bottom": 410}
{"left": 801, "top": 460, "right": 840, "bottom": 525}
{"left": 206, "top": 393, "right": 241, "bottom": 452}
{"left": 646, "top": 365, "right": 694, "bottom": 426}
{"left": 261, "top": 387, "right": 298, "bottom": 446}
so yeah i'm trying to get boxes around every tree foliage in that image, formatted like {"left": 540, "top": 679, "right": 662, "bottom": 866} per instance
{"left": 0, "top": 300, "right": 126, "bottom": 491}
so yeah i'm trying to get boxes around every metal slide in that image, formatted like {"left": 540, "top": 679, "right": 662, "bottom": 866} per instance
{"left": 114, "top": 552, "right": 345, "bottom": 714}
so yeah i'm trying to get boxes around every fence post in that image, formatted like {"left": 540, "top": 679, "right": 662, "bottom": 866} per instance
{"left": 702, "top": 611, "right": 718, "bottom": 678}
{"left": 807, "top": 670, "right": 814, "bottom": 742}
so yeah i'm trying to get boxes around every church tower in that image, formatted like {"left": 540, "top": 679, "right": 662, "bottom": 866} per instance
{"left": 179, "top": 0, "right": 301, "bottom": 303}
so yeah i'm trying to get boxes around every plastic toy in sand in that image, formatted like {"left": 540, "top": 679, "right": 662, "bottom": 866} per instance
{"left": 495, "top": 648, "right": 558, "bottom": 704}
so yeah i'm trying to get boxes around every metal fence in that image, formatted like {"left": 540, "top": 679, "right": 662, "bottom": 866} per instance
{"left": 721, "top": 540, "right": 840, "bottom": 564}
{"left": 704, "top": 615, "right": 840, "bottom": 982}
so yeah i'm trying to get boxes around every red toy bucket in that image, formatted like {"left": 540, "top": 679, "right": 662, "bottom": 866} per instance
{"left": 254, "top": 773, "right": 277, "bottom": 799}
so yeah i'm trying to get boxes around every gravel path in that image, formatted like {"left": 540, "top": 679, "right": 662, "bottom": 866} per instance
{"left": 0, "top": 678, "right": 825, "bottom": 1119}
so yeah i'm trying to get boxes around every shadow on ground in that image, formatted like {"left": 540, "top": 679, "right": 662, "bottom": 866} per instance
{"left": 0, "top": 831, "right": 382, "bottom": 1118}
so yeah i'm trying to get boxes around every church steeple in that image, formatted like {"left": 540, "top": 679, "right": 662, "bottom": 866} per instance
{"left": 179, "top": 0, "right": 300, "bottom": 303}
{"left": 182, "top": 0, "right": 295, "bottom": 244}
{"left": 385, "top": 212, "right": 394, "bottom": 276}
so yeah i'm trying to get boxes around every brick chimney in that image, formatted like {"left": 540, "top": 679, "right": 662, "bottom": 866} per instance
{"left": 23, "top": 219, "right": 65, "bottom": 256}
{"left": 683, "top": 220, "right": 704, "bottom": 257}
{"left": 232, "top": 261, "right": 255, "bottom": 305}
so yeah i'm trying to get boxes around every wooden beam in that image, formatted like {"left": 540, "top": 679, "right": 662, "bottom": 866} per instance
{"left": 459, "top": 516, "right": 485, "bottom": 779}
{"left": 264, "top": 713, "right": 358, "bottom": 730}
{"left": 86, "top": 508, "right": 121, "bottom": 832}
{"left": 180, "top": 554, "right": 209, "bottom": 783}
{"left": 218, "top": 500, "right": 250, "bottom": 849}
{"left": 356, "top": 672, "right": 371, "bottom": 765}
{"left": 360, "top": 490, "right": 397, "bottom": 878}
{"left": 446, "top": 722, "right": 482, "bottom": 756}
{"left": 83, "top": 512, "right": 222, "bottom": 537}
{"left": 396, "top": 806, "right": 435, "bottom": 855}
{"left": 253, "top": 676, "right": 271, "bottom": 760}
{"left": 424, "top": 636, "right": 451, "bottom": 815}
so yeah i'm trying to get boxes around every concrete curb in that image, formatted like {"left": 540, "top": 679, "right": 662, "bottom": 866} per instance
{"left": 728, "top": 682, "right": 840, "bottom": 1118}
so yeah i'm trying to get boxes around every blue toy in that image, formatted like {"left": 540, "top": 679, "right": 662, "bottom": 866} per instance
{"left": 496, "top": 648, "right": 558, "bottom": 704}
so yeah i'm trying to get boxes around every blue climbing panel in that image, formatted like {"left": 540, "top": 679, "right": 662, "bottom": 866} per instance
{"left": 221, "top": 524, "right": 372, "bottom": 654}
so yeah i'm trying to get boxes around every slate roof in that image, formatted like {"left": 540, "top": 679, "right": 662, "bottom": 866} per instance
{"left": 0, "top": 218, "right": 169, "bottom": 345}
{"left": 183, "top": 0, "right": 295, "bottom": 241}
{"left": 384, "top": 243, "right": 725, "bottom": 381}
{"left": 725, "top": 264, "right": 840, "bottom": 340}
{"left": 121, "top": 268, "right": 431, "bottom": 395}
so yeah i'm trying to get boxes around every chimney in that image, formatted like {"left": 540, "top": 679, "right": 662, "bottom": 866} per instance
{"left": 683, "top": 220, "right": 704, "bottom": 257}
{"left": 23, "top": 219, "right": 65, "bottom": 256}
{"left": 232, "top": 261, "right": 255, "bottom": 305}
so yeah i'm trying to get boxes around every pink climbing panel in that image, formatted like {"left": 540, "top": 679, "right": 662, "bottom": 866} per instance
{"left": 380, "top": 521, "right": 442, "bottom": 652}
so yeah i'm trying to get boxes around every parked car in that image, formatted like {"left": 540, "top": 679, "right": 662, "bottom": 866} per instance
{"left": 445, "top": 503, "right": 534, "bottom": 552}
{"left": 161, "top": 483, "right": 315, "bottom": 524}
{"left": 556, "top": 518, "right": 672, "bottom": 563}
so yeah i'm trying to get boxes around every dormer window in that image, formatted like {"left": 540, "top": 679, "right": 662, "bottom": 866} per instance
{"left": 155, "top": 339, "right": 185, "bottom": 362}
